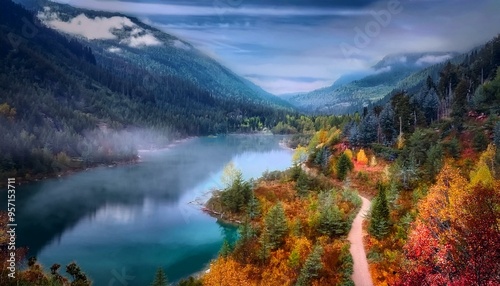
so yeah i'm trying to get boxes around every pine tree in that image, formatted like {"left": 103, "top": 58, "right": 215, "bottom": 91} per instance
{"left": 219, "top": 240, "right": 232, "bottom": 258}
{"left": 151, "top": 268, "right": 168, "bottom": 286}
{"left": 318, "top": 205, "right": 346, "bottom": 237}
{"left": 358, "top": 113, "right": 378, "bottom": 145}
{"left": 369, "top": 183, "right": 390, "bottom": 239}
{"left": 263, "top": 203, "right": 288, "bottom": 250}
{"left": 336, "top": 153, "right": 353, "bottom": 181}
{"left": 295, "top": 244, "right": 323, "bottom": 286}
{"left": 423, "top": 90, "right": 439, "bottom": 124}
{"left": 494, "top": 122, "right": 500, "bottom": 147}
{"left": 246, "top": 190, "right": 260, "bottom": 219}
{"left": 296, "top": 171, "right": 310, "bottom": 197}
{"left": 379, "top": 104, "right": 396, "bottom": 145}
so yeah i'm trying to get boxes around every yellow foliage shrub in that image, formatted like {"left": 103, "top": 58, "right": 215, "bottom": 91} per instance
{"left": 357, "top": 149, "right": 368, "bottom": 165}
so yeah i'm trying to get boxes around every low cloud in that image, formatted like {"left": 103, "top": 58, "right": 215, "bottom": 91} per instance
{"left": 121, "top": 33, "right": 162, "bottom": 47}
{"left": 38, "top": 9, "right": 162, "bottom": 48}
{"left": 38, "top": 12, "right": 135, "bottom": 40}
{"left": 375, "top": 66, "right": 392, "bottom": 73}
{"left": 107, "top": 47, "right": 122, "bottom": 53}
{"left": 173, "top": 40, "right": 191, "bottom": 50}
{"left": 50, "top": 0, "right": 371, "bottom": 17}
{"left": 247, "top": 77, "right": 333, "bottom": 95}
{"left": 416, "top": 54, "right": 452, "bottom": 65}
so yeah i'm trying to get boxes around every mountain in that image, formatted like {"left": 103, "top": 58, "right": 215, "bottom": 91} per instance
{"left": 36, "top": 1, "right": 292, "bottom": 109}
{"left": 284, "top": 52, "right": 458, "bottom": 114}
{"left": 0, "top": 0, "right": 294, "bottom": 182}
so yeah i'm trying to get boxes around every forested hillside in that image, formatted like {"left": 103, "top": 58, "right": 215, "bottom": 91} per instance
{"left": 283, "top": 52, "right": 457, "bottom": 114}
{"left": 0, "top": 0, "right": 294, "bottom": 183}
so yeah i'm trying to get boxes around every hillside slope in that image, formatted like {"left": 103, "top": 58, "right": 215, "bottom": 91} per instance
{"left": 285, "top": 52, "right": 457, "bottom": 114}
{"left": 0, "top": 0, "right": 293, "bottom": 182}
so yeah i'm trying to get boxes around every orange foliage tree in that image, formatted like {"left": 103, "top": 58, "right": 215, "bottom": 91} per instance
{"left": 203, "top": 258, "right": 254, "bottom": 286}
{"left": 397, "top": 165, "right": 500, "bottom": 285}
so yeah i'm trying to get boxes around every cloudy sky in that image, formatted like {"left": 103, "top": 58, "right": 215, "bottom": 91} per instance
{"left": 50, "top": 0, "right": 500, "bottom": 95}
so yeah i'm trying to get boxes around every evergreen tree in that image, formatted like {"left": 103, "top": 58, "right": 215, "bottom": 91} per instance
{"left": 295, "top": 244, "right": 323, "bottom": 286}
{"left": 494, "top": 122, "right": 500, "bottom": 147}
{"left": 263, "top": 203, "right": 288, "bottom": 250}
{"left": 221, "top": 173, "right": 252, "bottom": 213}
{"left": 358, "top": 113, "right": 378, "bottom": 145}
{"left": 369, "top": 183, "right": 390, "bottom": 239}
{"left": 219, "top": 240, "right": 232, "bottom": 258}
{"left": 336, "top": 153, "right": 353, "bottom": 181}
{"left": 318, "top": 204, "right": 346, "bottom": 237}
{"left": 473, "top": 131, "right": 489, "bottom": 152}
{"left": 424, "top": 144, "right": 444, "bottom": 181}
{"left": 379, "top": 104, "right": 396, "bottom": 145}
{"left": 246, "top": 190, "right": 260, "bottom": 219}
{"left": 451, "top": 79, "right": 469, "bottom": 128}
{"left": 296, "top": 170, "right": 310, "bottom": 197}
{"left": 423, "top": 90, "right": 439, "bottom": 124}
{"left": 348, "top": 124, "right": 360, "bottom": 146}
{"left": 178, "top": 277, "right": 203, "bottom": 286}
{"left": 151, "top": 268, "right": 168, "bottom": 286}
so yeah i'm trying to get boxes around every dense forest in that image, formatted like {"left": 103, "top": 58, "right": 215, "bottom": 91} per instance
{"left": 197, "top": 34, "right": 500, "bottom": 285}
{"left": 0, "top": 0, "right": 295, "bottom": 184}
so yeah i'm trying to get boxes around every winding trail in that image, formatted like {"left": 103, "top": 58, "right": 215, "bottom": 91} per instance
{"left": 348, "top": 196, "right": 373, "bottom": 286}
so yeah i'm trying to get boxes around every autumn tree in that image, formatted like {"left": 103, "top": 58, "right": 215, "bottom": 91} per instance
{"left": 398, "top": 165, "right": 500, "bottom": 285}
{"left": 221, "top": 161, "right": 240, "bottom": 188}
{"left": 202, "top": 258, "right": 252, "bottom": 286}
{"left": 292, "top": 146, "right": 309, "bottom": 165}
{"left": 0, "top": 103, "right": 16, "bottom": 120}
{"left": 343, "top": 149, "right": 353, "bottom": 160}
{"left": 470, "top": 162, "right": 494, "bottom": 188}
{"left": 356, "top": 149, "right": 368, "bottom": 165}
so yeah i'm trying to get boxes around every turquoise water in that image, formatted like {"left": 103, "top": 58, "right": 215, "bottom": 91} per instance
{"left": 10, "top": 135, "right": 292, "bottom": 285}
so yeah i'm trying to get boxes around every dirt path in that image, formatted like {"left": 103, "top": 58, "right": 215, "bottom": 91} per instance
{"left": 348, "top": 196, "right": 373, "bottom": 286}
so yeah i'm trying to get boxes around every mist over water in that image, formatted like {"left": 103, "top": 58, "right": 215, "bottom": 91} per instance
{"left": 4, "top": 135, "right": 292, "bottom": 284}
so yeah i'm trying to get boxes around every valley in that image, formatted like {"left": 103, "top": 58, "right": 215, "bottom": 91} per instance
{"left": 0, "top": 0, "right": 499, "bottom": 285}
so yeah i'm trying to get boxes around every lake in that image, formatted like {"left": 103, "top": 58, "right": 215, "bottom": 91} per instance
{"left": 5, "top": 135, "right": 292, "bottom": 285}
